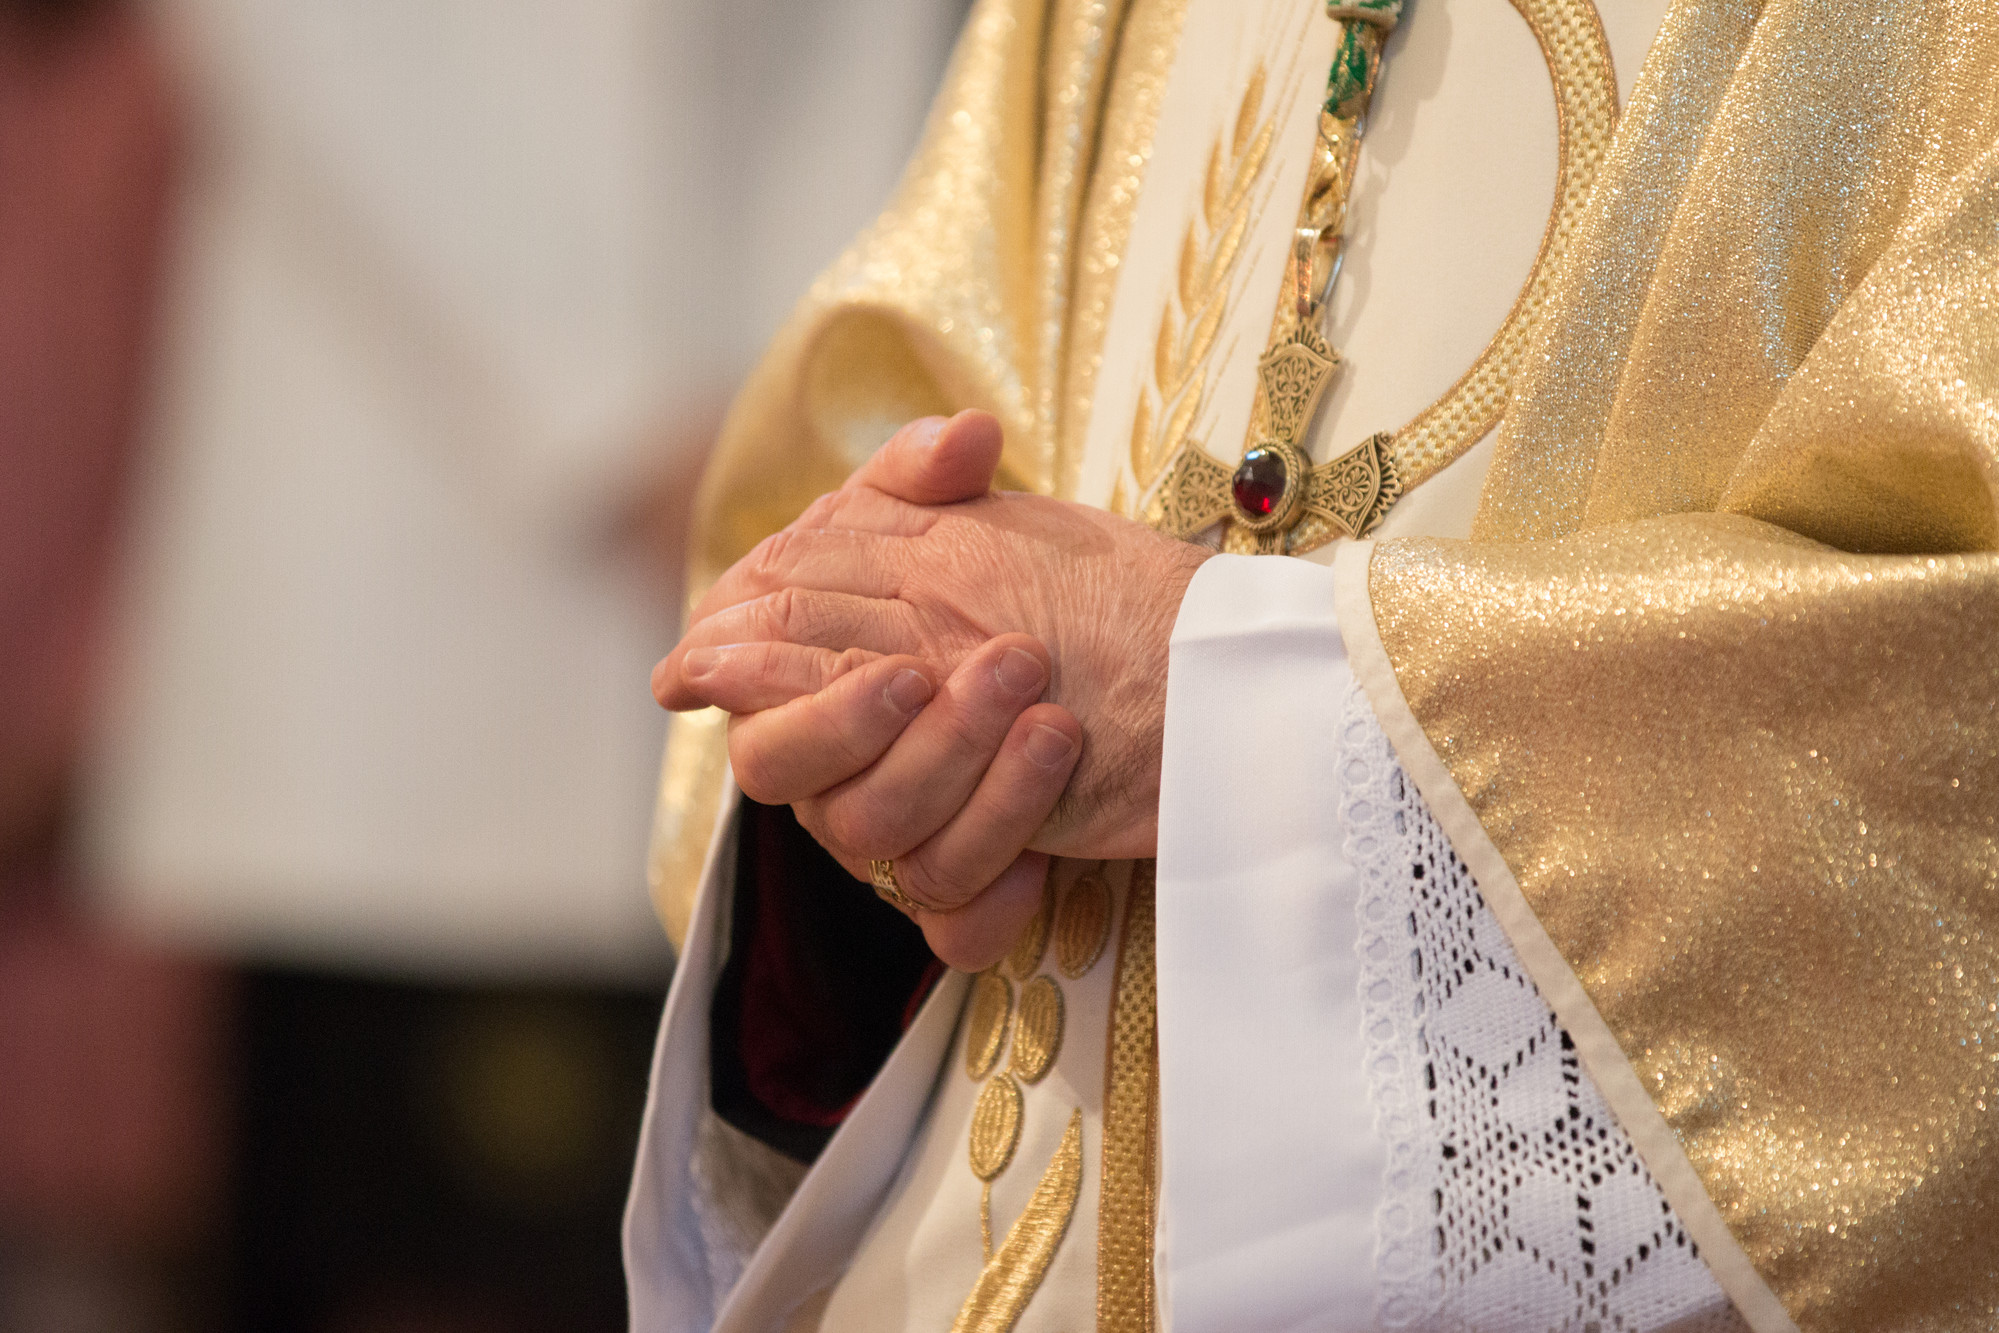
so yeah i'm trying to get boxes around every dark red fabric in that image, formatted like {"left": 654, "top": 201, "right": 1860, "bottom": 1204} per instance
{"left": 710, "top": 801, "right": 939, "bottom": 1163}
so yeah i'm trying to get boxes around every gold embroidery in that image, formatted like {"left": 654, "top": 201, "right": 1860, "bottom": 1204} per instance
{"left": 1385, "top": 0, "right": 1619, "bottom": 498}
{"left": 969, "top": 1074, "right": 1026, "bottom": 1182}
{"left": 964, "top": 870, "right": 1074, "bottom": 1280}
{"left": 951, "top": 1109, "right": 1087, "bottom": 1333}
{"left": 1008, "top": 976, "right": 1066, "bottom": 1084}
{"left": 981, "top": 1180, "right": 994, "bottom": 1262}
{"left": 1141, "top": 0, "right": 1620, "bottom": 555}
{"left": 1055, "top": 869, "right": 1114, "bottom": 979}
{"left": 1097, "top": 862, "right": 1158, "bottom": 1333}
{"left": 971, "top": 1079, "right": 1031, "bottom": 1183}
{"left": 1004, "top": 872, "right": 1054, "bottom": 979}
{"left": 969, "top": 1074, "right": 1026, "bottom": 1261}
{"left": 965, "top": 971, "right": 1014, "bottom": 1080}
{"left": 1128, "top": 64, "right": 1279, "bottom": 496}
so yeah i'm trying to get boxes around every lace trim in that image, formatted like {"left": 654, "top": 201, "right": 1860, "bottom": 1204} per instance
{"left": 1340, "top": 677, "right": 1747, "bottom": 1332}
{"left": 1342, "top": 683, "right": 1444, "bottom": 1329}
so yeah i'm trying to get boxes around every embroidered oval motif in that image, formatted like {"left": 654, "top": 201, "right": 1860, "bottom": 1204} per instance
{"left": 1055, "top": 872, "right": 1113, "bottom": 979}
{"left": 964, "top": 971, "right": 1013, "bottom": 1080}
{"left": 968, "top": 1075, "right": 1024, "bottom": 1182}
{"left": 1004, "top": 872, "right": 1054, "bottom": 979}
{"left": 1009, "top": 976, "right": 1065, "bottom": 1084}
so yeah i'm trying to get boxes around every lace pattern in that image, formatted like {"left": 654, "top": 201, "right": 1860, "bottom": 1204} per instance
{"left": 1339, "top": 679, "right": 1747, "bottom": 1333}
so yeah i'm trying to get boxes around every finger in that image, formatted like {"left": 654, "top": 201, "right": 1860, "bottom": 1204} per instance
{"left": 913, "top": 853, "right": 1050, "bottom": 972}
{"left": 724, "top": 655, "right": 937, "bottom": 804}
{"left": 656, "top": 588, "right": 924, "bottom": 710}
{"left": 810, "top": 635, "right": 1052, "bottom": 900}
{"left": 849, "top": 410, "right": 1003, "bottom": 506}
{"left": 896, "top": 702, "right": 1079, "bottom": 908}
{"left": 687, "top": 526, "right": 912, "bottom": 627}
{"left": 809, "top": 836, "right": 1050, "bottom": 976}
{"left": 663, "top": 642, "right": 884, "bottom": 714}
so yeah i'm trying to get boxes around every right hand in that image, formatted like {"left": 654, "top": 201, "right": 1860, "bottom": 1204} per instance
{"left": 658, "top": 413, "right": 1085, "bottom": 969}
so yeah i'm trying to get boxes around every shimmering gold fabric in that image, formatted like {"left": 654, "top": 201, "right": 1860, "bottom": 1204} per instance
{"left": 652, "top": 0, "right": 1190, "bottom": 936}
{"left": 1365, "top": 1, "right": 1999, "bottom": 1326}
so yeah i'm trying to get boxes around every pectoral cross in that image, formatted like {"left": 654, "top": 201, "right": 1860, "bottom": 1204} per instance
{"left": 1141, "top": 317, "right": 1400, "bottom": 555}
{"left": 1140, "top": 2, "right": 1406, "bottom": 557}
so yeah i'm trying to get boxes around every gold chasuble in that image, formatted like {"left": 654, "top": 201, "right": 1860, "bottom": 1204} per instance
{"left": 650, "top": 0, "right": 1999, "bottom": 1329}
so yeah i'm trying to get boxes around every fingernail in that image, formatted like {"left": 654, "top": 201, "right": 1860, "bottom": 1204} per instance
{"left": 995, "top": 648, "right": 1045, "bottom": 695}
{"left": 684, "top": 647, "right": 720, "bottom": 677}
{"left": 884, "top": 668, "right": 933, "bottom": 715}
{"left": 1025, "top": 724, "right": 1074, "bottom": 768}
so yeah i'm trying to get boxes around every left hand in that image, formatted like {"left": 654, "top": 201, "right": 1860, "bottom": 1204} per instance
{"left": 659, "top": 410, "right": 1207, "bottom": 866}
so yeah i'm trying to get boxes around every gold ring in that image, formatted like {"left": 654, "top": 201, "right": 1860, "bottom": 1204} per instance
{"left": 869, "top": 858, "right": 920, "bottom": 912}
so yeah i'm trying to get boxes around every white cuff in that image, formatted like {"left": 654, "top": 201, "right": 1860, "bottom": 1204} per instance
{"left": 1154, "top": 553, "right": 1383, "bottom": 1332}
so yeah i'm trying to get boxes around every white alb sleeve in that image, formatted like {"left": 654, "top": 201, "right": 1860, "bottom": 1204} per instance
{"left": 1156, "top": 553, "right": 1746, "bottom": 1333}
{"left": 1156, "top": 553, "right": 1384, "bottom": 1332}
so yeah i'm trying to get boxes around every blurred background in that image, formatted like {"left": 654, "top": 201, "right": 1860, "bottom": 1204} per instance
{"left": 0, "top": 0, "right": 967, "bottom": 1327}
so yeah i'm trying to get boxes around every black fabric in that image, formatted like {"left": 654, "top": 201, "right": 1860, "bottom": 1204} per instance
{"left": 709, "top": 800, "right": 939, "bottom": 1164}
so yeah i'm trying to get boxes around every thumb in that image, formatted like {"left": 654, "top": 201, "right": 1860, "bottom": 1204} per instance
{"left": 851, "top": 409, "right": 1003, "bottom": 505}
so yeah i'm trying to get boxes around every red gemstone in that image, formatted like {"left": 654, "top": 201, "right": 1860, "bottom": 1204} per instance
{"left": 1232, "top": 447, "right": 1288, "bottom": 519}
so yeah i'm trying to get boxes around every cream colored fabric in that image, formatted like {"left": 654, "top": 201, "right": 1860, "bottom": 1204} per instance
{"left": 817, "top": 865, "right": 1128, "bottom": 1333}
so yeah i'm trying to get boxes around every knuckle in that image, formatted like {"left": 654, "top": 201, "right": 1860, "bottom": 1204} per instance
{"left": 750, "top": 528, "right": 795, "bottom": 582}
{"left": 931, "top": 700, "right": 997, "bottom": 757}
{"left": 816, "top": 800, "right": 876, "bottom": 857}
{"left": 823, "top": 787, "right": 908, "bottom": 859}
{"left": 902, "top": 850, "right": 978, "bottom": 910}
{"left": 762, "top": 586, "right": 801, "bottom": 640}
{"left": 772, "top": 585, "right": 829, "bottom": 644}
{"left": 981, "top": 770, "right": 1047, "bottom": 826}
{"left": 828, "top": 646, "right": 874, "bottom": 683}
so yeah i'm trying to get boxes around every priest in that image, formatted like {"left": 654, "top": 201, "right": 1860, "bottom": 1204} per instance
{"left": 627, "top": 1, "right": 1999, "bottom": 1329}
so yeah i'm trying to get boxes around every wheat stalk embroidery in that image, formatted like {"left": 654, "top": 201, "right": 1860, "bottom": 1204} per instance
{"left": 1128, "top": 64, "right": 1278, "bottom": 503}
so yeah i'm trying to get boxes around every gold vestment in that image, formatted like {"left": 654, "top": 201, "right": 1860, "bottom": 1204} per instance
{"left": 653, "top": 1, "right": 1999, "bottom": 1328}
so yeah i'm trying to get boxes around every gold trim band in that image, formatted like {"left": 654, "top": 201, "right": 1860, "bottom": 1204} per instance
{"left": 1097, "top": 861, "right": 1159, "bottom": 1333}
{"left": 1382, "top": 0, "right": 1620, "bottom": 498}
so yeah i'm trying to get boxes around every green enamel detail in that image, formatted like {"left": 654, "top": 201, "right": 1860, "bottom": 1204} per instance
{"left": 1324, "top": 23, "right": 1374, "bottom": 117}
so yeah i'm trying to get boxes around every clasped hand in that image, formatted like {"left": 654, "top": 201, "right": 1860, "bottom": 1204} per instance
{"left": 653, "top": 411, "right": 1210, "bottom": 968}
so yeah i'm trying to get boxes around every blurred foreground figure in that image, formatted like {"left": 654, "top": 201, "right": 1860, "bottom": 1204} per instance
{"left": 0, "top": 3, "right": 229, "bottom": 1329}
{"left": 631, "top": 1, "right": 1999, "bottom": 1330}
{"left": 80, "top": 0, "right": 963, "bottom": 977}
